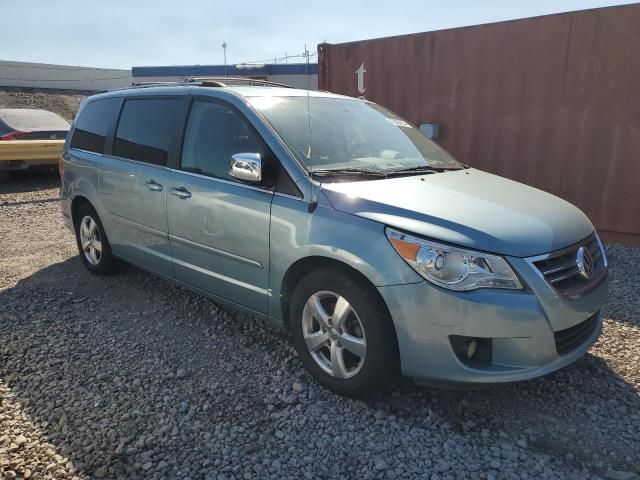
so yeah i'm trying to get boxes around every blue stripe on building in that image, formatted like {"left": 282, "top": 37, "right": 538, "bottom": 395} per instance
{"left": 132, "top": 63, "right": 318, "bottom": 78}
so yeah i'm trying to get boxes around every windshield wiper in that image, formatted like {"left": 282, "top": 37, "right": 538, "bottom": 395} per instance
{"left": 310, "top": 168, "right": 389, "bottom": 179}
{"left": 386, "top": 165, "right": 459, "bottom": 176}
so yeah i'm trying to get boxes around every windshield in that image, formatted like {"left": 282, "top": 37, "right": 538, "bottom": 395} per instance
{"left": 249, "top": 96, "right": 461, "bottom": 175}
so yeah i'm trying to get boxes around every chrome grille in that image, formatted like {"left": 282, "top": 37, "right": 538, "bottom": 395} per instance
{"left": 531, "top": 234, "right": 607, "bottom": 298}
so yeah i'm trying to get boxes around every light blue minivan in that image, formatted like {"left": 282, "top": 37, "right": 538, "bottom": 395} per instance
{"left": 60, "top": 79, "right": 608, "bottom": 397}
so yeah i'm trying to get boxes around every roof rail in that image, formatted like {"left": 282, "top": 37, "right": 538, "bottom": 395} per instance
{"left": 109, "top": 81, "right": 192, "bottom": 91}
{"left": 128, "top": 81, "right": 187, "bottom": 88}
{"left": 185, "top": 77, "right": 294, "bottom": 88}
{"left": 111, "top": 77, "right": 295, "bottom": 92}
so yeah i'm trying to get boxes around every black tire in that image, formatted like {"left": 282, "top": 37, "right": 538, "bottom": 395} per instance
{"left": 74, "top": 203, "right": 117, "bottom": 274}
{"left": 290, "top": 266, "right": 399, "bottom": 398}
{"left": 0, "top": 171, "right": 11, "bottom": 182}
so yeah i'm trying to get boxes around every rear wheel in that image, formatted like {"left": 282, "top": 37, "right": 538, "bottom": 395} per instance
{"left": 290, "top": 267, "right": 399, "bottom": 398}
{"left": 74, "top": 204, "right": 117, "bottom": 274}
{"left": 0, "top": 172, "right": 11, "bottom": 182}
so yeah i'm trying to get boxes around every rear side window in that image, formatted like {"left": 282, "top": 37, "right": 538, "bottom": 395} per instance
{"left": 70, "top": 98, "right": 120, "bottom": 154}
{"left": 181, "top": 101, "right": 261, "bottom": 180}
{"left": 114, "top": 98, "right": 181, "bottom": 166}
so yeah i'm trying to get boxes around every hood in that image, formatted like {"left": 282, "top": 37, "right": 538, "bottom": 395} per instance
{"left": 321, "top": 168, "right": 594, "bottom": 257}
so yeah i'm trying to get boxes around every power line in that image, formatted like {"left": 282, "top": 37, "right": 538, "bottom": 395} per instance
{"left": 239, "top": 51, "right": 317, "bottom": 65}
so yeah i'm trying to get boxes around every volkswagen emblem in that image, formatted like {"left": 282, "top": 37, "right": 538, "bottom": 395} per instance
{"left": 49, "top": 133, "right": 57, "bottom": 140}
{"left": 576, "top": 246, "right": 594, "bottom": 279}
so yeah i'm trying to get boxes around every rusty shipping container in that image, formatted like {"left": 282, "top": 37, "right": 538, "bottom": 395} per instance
{"left": 318, "top": 4, "right": 640, "bottom": 243}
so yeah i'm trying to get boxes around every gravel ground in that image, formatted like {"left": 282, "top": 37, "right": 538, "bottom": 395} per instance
{"left": 0, "top": 172, "right": 639, "bottom": 480}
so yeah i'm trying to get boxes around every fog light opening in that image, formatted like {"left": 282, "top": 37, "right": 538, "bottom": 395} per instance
{"left": 450, "top": 335, "right": 492, "bottom": 368}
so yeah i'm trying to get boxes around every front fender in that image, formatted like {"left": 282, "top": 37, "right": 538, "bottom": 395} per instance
{"left": 268, "top": 194, "right": 422, "bottom": 321}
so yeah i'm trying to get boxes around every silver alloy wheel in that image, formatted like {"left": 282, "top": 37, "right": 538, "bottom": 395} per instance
{"left": 79, "top": 215, "right": 102, "bottom": 266}
{"left": 301, "top": 290, "right": 367, "bottom": 379}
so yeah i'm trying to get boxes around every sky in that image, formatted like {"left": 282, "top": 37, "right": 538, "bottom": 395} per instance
{"left": 0, "top": 0, "right": 637, "bottom": 69}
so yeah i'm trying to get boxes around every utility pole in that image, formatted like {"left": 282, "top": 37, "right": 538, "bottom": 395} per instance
{"left": 222, "top": 42, "right": 227, "bottom": 76}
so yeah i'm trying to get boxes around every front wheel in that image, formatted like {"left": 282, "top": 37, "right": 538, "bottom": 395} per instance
{"left": 290, "top": 267, "right": 399, "bottom": 398}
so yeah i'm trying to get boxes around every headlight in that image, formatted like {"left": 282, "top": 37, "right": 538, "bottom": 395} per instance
{"left": 386, "top": 228, "right": 522, "bottom": 291}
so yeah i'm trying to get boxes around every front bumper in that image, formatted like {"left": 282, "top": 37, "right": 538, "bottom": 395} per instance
{"left": 378, "top": 257, "right": 608, "bottom": 384}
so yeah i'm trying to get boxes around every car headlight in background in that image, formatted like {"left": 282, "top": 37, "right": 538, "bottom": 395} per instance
{"left": 386, "top": 228, "right": 522, "bottom": 291}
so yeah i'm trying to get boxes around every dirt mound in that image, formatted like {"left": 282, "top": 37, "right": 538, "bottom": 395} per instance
{"left": 0, "top": 87, "right": 88, "bottom": 122}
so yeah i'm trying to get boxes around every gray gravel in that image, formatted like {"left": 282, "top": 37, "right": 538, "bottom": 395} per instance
{"left": 1, "top": 171, "right": 639, "bottom": 480}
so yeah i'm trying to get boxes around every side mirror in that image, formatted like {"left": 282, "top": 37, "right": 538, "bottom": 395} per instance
{"left": 229, "top": 153, "right": 262, "bottom": 183}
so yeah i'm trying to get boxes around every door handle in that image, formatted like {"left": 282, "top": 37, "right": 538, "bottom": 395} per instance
{"left": 170, "top": 186, "right": 192, "bottom": 199}
{"left": 144, "top": 180, "right": 163, "bottom": 192}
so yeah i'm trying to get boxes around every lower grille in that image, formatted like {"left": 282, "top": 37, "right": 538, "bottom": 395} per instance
{"left": 554, "top": 312, "right": 600, "bottom": 356}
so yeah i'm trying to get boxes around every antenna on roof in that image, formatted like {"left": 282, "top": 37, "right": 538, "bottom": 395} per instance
{"left": 304, "top": 44, "right": 318, "bottom": 213}
{"left": 304, "top": 45, "right": 312, "bottom": 162}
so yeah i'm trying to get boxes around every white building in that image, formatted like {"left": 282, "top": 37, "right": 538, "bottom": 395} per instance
{"left": 0, "top": 60, "right": 132, "bottom": 91}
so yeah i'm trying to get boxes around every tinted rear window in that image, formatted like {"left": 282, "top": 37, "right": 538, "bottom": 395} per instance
{"left": 70, "top": 98, "right": 121, "bottom": 154}
{"left": 113, "top": 98, "right": 181, "bottom": 166}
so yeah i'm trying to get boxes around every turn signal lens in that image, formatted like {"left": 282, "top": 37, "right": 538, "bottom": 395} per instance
{"left": 389, "top": 237, "right": 420, "bottom": 261}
